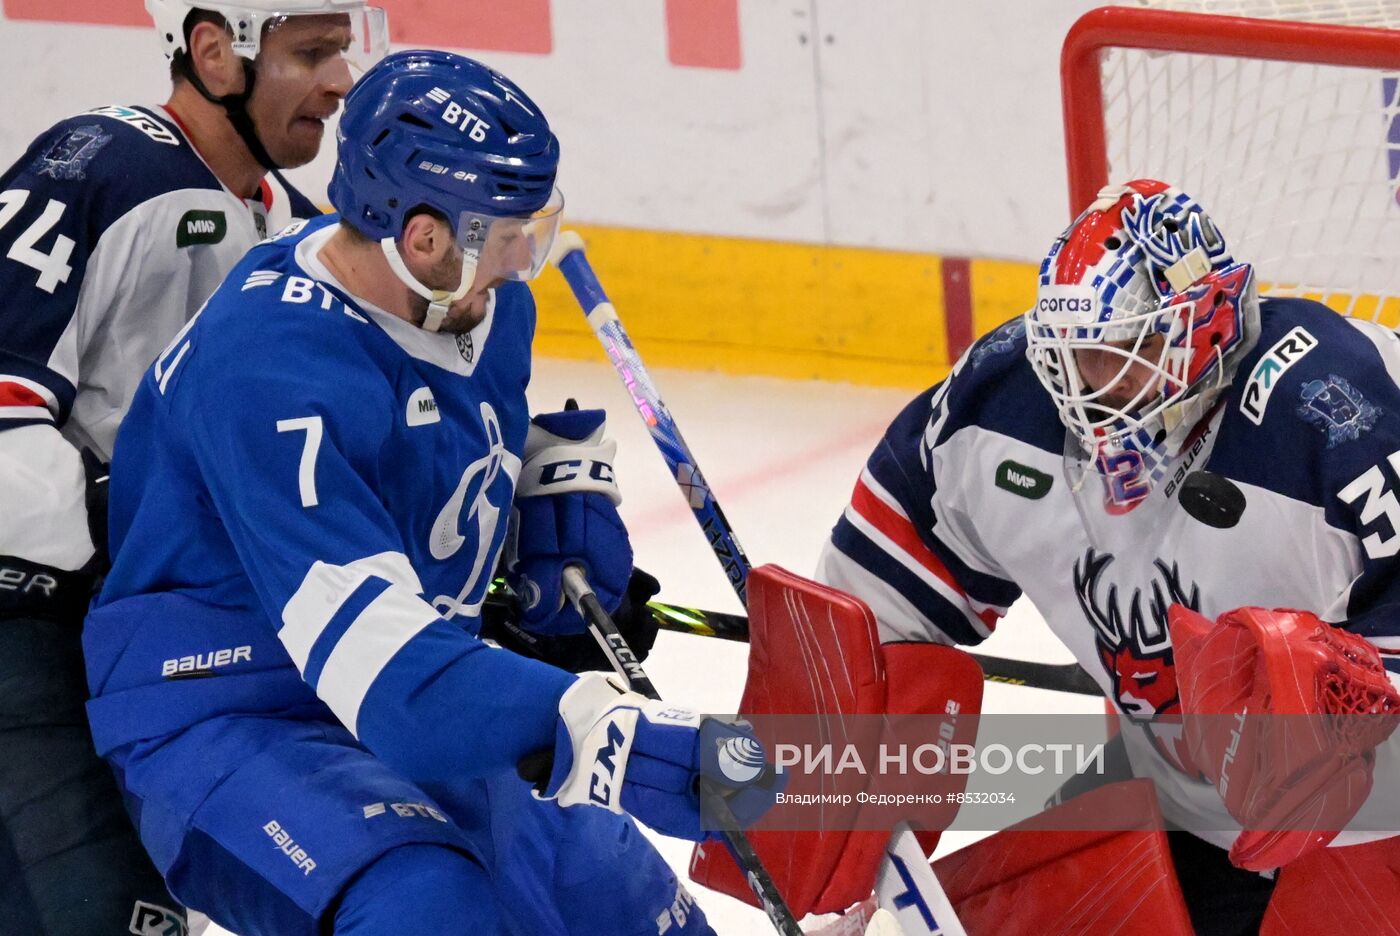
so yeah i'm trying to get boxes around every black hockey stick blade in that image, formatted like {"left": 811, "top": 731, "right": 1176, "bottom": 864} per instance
{"left": 644, "top": 599, "right": 1103, "bottom": 697}
{"left": 482, "top": 583, "right": 1101, "bottom": 697}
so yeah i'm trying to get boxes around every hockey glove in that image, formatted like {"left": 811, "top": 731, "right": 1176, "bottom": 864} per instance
{"left": 506, "top": 408, "right": 631, "bottom": 635}
{"left": 528, "top": 672, "right": 778, "bottom": 841}
{"left": 1169, "top": 604, "right": 1400, "bottom": 870}
{"left": 481, "top": 567, "right": 661, "bottom": 672}
{"left": 81, "top": 447, "right": 111, "bottom": 576}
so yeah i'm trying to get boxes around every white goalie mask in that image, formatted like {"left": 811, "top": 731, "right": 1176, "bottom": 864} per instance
{"left": 1024, "top": 180, "right": 1260, "bottom": 509}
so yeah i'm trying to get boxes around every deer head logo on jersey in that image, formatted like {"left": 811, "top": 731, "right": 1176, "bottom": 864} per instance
{"left": 1074, "top": 549, "right": 1200, "bottom": 720}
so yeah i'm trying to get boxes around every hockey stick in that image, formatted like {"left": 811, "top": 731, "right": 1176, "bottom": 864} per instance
{"left": 549, "top": 231, "right": 753, "bottom": 604}
{"left": 560, "top": 566, "right": 806, "bottom": 936}
{"left": 640, "top": 599, "right": 1102, "bottom": 697}
{"left": 483, "top": 583, "right": 1099, "bottom": 696}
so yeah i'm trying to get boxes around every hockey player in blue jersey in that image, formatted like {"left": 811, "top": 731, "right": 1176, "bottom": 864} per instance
{"left": 0, "top": 2, "right": 385, "bottom": 931}
{"left": 84, "top": 50, "right": 767, "bottom": 935}
{"left": 819, "top": 180, "right": 1400, "bottom": 934}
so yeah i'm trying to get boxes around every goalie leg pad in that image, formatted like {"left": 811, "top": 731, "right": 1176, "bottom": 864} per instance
{"left": 689, "top": 564, "right": 890, "bottom": 917}
{"left": 1261, "top": 834, "right": 1400, "bottom": 935}
{"left": 689, "top": 566, "right": 987, "bottom": 917}
{"left": 933, "top": 780, "right": 1194, "bottom": 936}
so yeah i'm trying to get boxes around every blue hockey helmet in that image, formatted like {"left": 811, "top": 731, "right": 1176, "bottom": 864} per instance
{"left": 329, "top": 50, "right": 563, "bottom": 323}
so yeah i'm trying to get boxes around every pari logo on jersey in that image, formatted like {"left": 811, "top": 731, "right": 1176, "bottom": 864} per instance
{"left": 86, "top": 106, "right": 180, "bottom": 146}
{"left": 429, "top": 401, "right": 522, "bottom": 618}
{"left": 1240, "top": 326, "right": 1317, "bottom": 425}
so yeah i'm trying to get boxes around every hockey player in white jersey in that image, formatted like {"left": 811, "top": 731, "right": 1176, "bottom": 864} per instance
{"left": 83, "top": 50, "right": 769, "bottom": 935}
{"left": 819, "top": 179, "right": 1400, "bottom": 934}
{"left": 0, "top": 2, "right": 384, "bottom": 932}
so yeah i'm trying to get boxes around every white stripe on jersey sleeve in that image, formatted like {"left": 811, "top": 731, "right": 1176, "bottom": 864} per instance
{"left": 816, "top": 540, "right": 958, "bottom": 646}
{"left": 280, "top": 551, "right": 423, "bottom": 671}
{"left": 0, "top": 406, "right": 55, "bottom": 422}
{"left": 858, "top": 468, "right": 1008, "bottom": 619}
{"left": 316, "top": 583, "right": 439, "bottom": 734}
{"left": 840, "top": 503, "right": 994, "bottom": 640}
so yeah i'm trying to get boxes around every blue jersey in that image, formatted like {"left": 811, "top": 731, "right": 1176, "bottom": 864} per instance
{"left": 0, "top": 104, "right": 318, "bottom": 571}
{"left": 85, "top": 216, "right": 572, "bottom": 786}
{"left": 818, "top": 297, "right": 1400, "bottom": 847}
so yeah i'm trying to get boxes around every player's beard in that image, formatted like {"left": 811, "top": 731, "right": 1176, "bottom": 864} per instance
{"left": 408, "top": 250, "right": 491, "bottom": 334}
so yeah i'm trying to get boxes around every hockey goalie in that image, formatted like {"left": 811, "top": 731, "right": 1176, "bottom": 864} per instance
{"left": 697, "top": 181, "right": 1400, "bottom": 935}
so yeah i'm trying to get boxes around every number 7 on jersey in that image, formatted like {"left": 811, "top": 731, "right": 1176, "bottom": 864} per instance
{"left": 277, "top": 416, "right": 324, "bottom": 508}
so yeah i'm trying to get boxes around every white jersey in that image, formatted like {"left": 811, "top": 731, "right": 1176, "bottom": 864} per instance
{"left": 0, "top": 105, "right": 318, "bottom": 569}
{"left": 819, "top": 298, "right": 1400, "bottom": 850}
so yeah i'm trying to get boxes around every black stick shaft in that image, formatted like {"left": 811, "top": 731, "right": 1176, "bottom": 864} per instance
{"left": 560, "top": 567, "right": 805, "bottom": 936}
{"left": 643, "top": 598, "right": 1103, "bottom": 697}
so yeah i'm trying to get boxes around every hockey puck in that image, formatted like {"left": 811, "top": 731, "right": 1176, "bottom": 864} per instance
{"left": 1178, "top": 471, "right": 1246, "bottom": 529}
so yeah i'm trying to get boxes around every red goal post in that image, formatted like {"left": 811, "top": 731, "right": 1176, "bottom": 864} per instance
{"left": 1061, "top": 5, "right": 1400, "bottom": 322}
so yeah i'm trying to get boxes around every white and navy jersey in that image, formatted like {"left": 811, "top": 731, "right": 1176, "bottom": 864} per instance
{"left": 0, "top": 105, "right": 317, "bottom": 569}
{"left": 84, "top": 216, "right": 573, "bottom": 789}
{"left": 818, "top": 298, "right": 1400, "bottom": 847}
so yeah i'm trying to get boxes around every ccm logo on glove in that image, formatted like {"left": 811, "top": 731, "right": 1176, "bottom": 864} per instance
{"left": 540, "top": 458, "right": 615, "bottom": 486}
{"left": 589, "top": 721, "right": 629, "bottom": 806}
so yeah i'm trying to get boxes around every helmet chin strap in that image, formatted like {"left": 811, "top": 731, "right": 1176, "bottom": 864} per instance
{"left": 380, "top": 238, "right": 478, "bottom": 332}
{"left": 181, "top": 56, "right": 279, "bottom": 171}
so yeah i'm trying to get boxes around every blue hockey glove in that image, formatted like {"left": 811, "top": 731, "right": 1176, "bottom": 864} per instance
{"left": 506, "top": 408, "right": 631, "bottom": 635}
{"left": 534, "top": 673, "right": 778, "bottom": 841}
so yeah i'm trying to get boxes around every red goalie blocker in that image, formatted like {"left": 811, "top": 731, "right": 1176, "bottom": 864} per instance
{"left": 689, "top": 564, "right": 985, "bottom": 918}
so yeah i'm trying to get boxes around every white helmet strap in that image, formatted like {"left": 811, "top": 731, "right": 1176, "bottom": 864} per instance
{"left": 379, "top": 237, "right": 478, "bottom": 333}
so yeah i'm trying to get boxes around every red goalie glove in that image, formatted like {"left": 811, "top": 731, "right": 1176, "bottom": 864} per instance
{"left": 1167, "top": 605, "right": 1400, "bottom": 871}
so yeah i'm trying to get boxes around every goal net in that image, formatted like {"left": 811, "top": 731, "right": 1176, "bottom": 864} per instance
{"left": 1063, "top": 2, "right": 1400, "bottom": 323}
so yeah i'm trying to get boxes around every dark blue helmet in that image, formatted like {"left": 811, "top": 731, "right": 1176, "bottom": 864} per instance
{"left": 329, "top": 49, "right": 560, "bottom": 243}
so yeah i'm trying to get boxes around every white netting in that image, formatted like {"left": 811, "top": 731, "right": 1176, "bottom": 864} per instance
{"left": 1098, "top": 0, "right": 1400, "bottom": 322}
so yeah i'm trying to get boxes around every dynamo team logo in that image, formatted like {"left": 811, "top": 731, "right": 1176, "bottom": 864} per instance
{"left": 715, "top": 735, "right": 766, "bottom": 784}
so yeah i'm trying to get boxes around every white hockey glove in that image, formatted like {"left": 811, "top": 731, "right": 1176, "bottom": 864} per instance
{"left": 532, "top": 672, "right": 774, "bottom": 841}
{"left": 505, "top": 407, "right": 632, "bottom": 635}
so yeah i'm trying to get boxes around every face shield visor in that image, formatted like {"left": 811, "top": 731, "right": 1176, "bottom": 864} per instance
{"left": 454, "top": 187, "right": 565, "bottom": 285}
{"left": 378, "top": 187, "right": 564, "bottom": 333}
{"left": 224, "top": 5, "right": 389, "bottom": 72}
